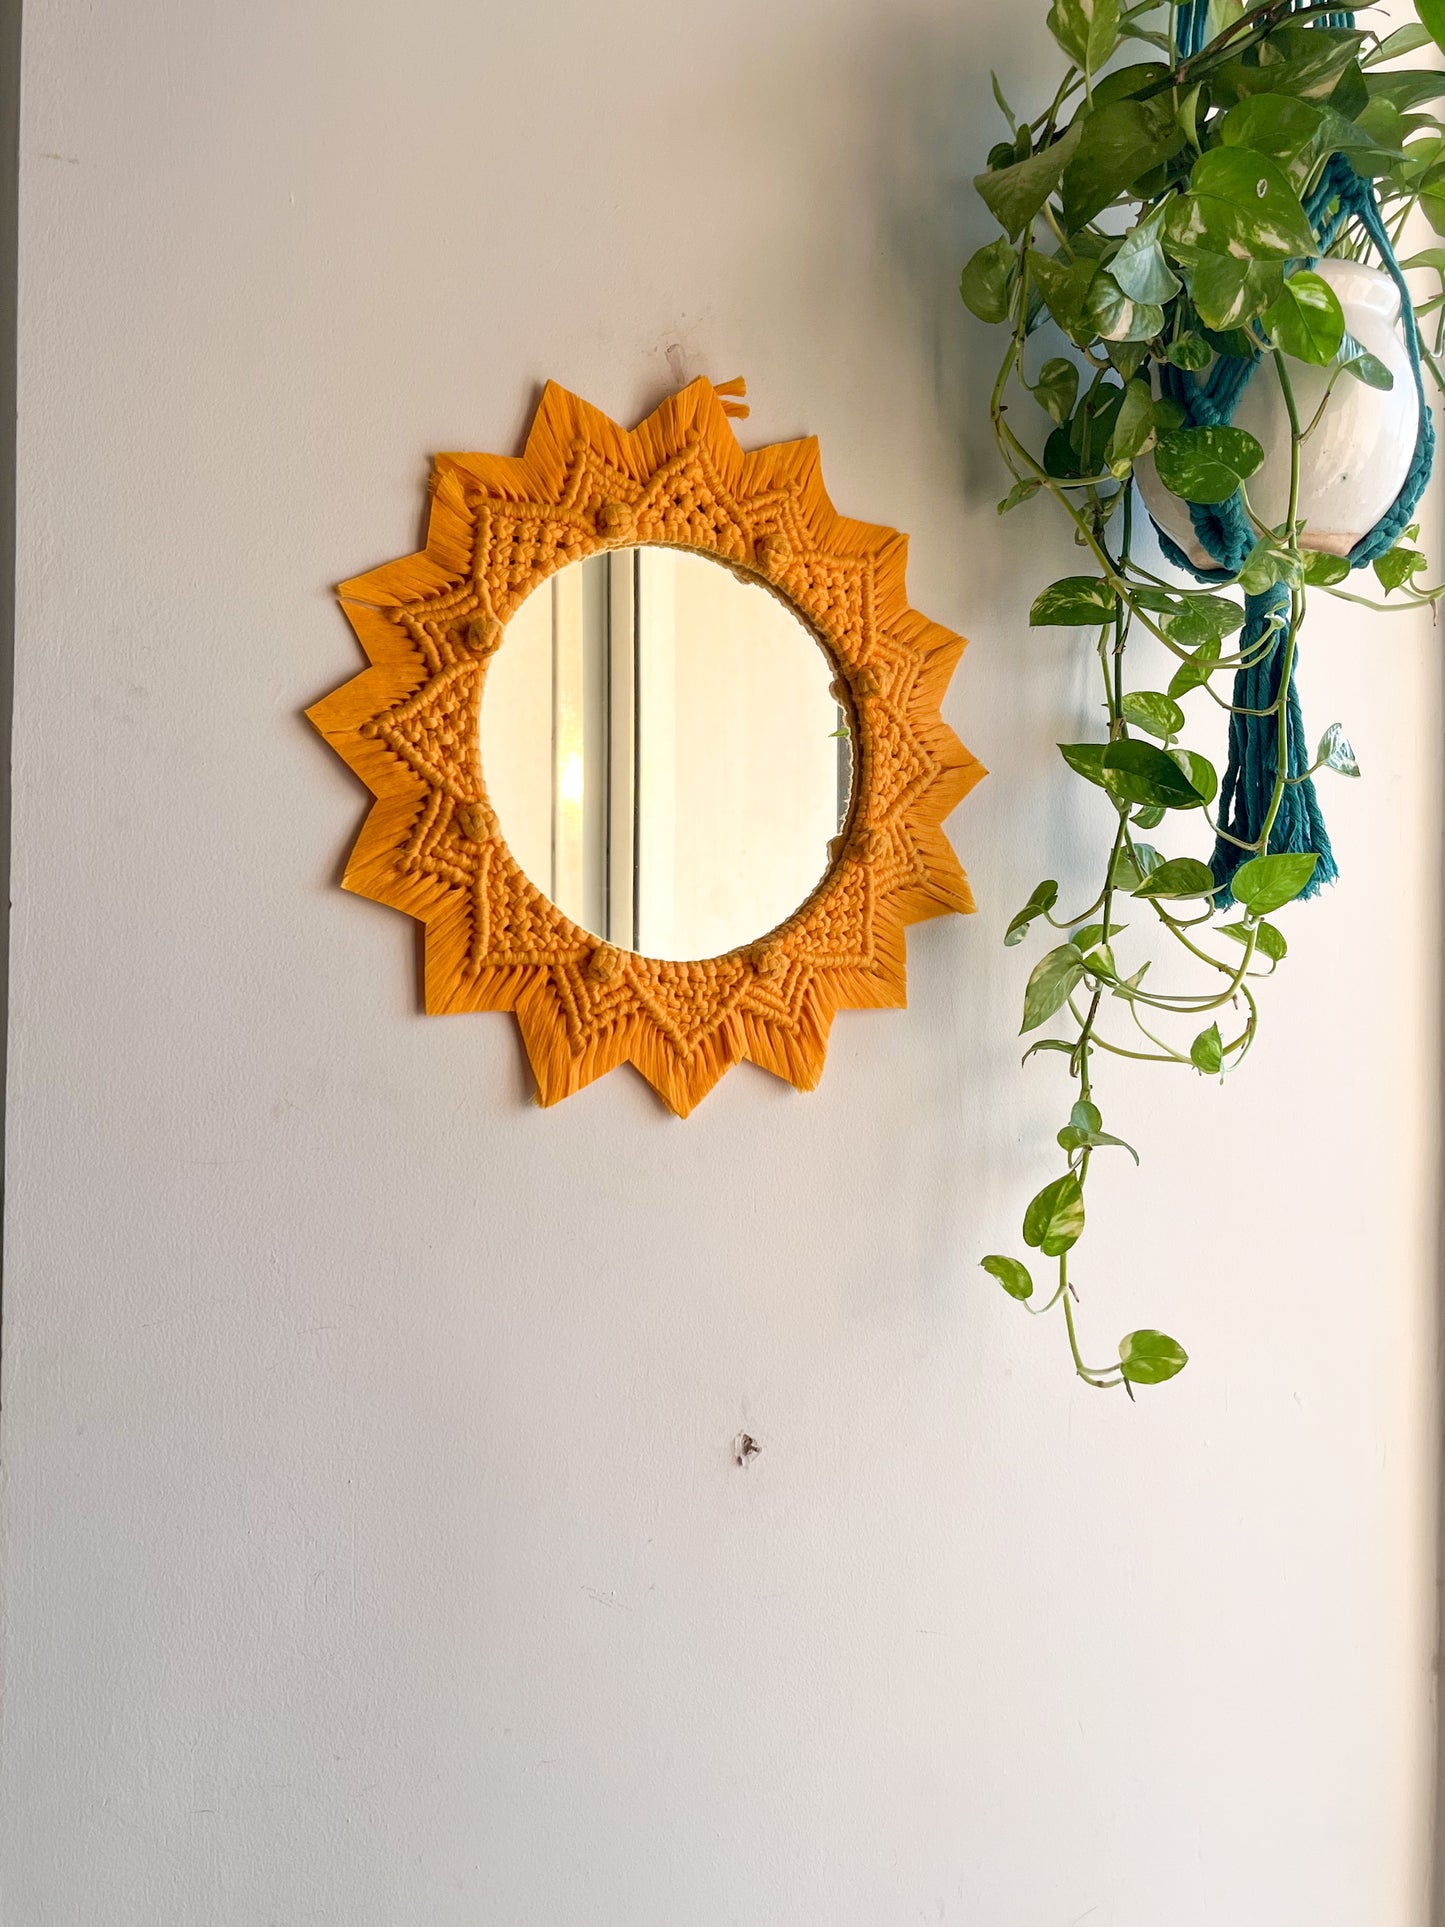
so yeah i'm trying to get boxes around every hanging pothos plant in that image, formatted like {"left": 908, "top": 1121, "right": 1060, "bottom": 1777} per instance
{"left": 964, "top": 0, "right": 1445, "bottom": 1390}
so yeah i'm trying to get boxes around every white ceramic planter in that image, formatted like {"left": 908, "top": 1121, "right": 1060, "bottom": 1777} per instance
{"left": 1135, "top": 258, "right": 1418, "bottom": 565}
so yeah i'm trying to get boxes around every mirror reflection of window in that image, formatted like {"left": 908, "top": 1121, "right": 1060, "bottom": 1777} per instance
{"left": 480, "top": 548, "right": 851, "bottom": 961}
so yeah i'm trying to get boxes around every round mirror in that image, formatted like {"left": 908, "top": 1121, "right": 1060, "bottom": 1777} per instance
{"left": 480, "top": 547, "right": 852, "bottom": 961}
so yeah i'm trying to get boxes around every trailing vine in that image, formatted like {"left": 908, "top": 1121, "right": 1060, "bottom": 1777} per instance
{"left": 965, "top": 0, "right": 1445, "bottom": 1389}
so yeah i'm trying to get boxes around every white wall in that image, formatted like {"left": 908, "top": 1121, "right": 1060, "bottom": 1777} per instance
{"left": 2, "top": 2, "right": 1439, "bottom": 1923}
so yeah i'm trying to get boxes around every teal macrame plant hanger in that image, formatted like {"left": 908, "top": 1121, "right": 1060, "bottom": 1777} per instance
{"left": 1148, "top": 0, "right": 1436, "bottom": 897}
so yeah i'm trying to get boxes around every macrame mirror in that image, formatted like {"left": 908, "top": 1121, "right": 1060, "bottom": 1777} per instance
{"left": 309, "top": 378, "right": 982, "bottom": 1114}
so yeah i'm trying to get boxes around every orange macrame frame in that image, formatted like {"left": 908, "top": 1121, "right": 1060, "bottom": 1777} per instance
{"left": 308, "top": 377, "right": 983, "bottom": 1115}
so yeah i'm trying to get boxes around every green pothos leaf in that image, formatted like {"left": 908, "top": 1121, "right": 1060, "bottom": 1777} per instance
{"left": 1057, "top": 1098, "right": 1141, "bottom": 1164}
{"left": 976, "top": 123, "right": 1084, "bottom": 237}
{"left": 1133, "top": 588, "right": 1244, "bottom": 648}
{"left": 1021, "top": 1038, "right": 1078, "bottom": 1064}
{"left": 1059, "top": 741, "right": 1107, "bottom": 785}
{"left": 1109, "top": 207, "right": 1183, "bottom": 304}
{"left": 1022, "top": 1173, "right": 1086, "bottom": 1256}
{"left": 1031, "top": 576, "right": 1119, "bottom": 624}
{"left": 1375, "top": 544, "right": 1427, "bottom": 591}
{"left": 1171, "top": 748, "right": 1218, "bottom": 809}
{"left": 1167, "top": 147, "right": 1317, "bottom": 257}
{"left": 1215, "top": 27, "right": 1364, "bottom": 106}
{"left": 1178, "top": 251, "right": 1284, "bottom": 330}
{"left": 1005, "top": 878, "right": 1061, "bottom": 946}
{"left": 1069, "top": 920, "right": 1125, "bottom": 951}
{"left": 1153, "top": 425, "right": 1265, "bottom": 505}
{"left": 981, "top": 1254, "right": 1034, "bottom": 1300}
{"left": 1168, "top": 638, "right": 1222, "bottom": 697}
{"left": 1315, "top": 722, "right": 1359, "bottom": 776}
{"left": 1118, "top": 1329, "right": 1189, "bottom": 1384}
{"left": 1046, "top": 0, "right": 1120, "bottom": 72}
{"left": 1303, "top": 550, "right": 1351, "bottom": 586}
{"left": 1231, "top": 851, "right": 1317, "bottom": 914}
{"left": 1021, "top": 945, "right": 1086, "bottom": 1032}
{"left": 1133, "top": 856, "right": 1219, "bottom": 899}
{"left": 1109, "top": 842, "right": 1161, "bottom": 890}
{"left": 1031, "top": 253, "right": 1100, "bottom": 346}
{"left": 1239, "top": 536, "right": 1302, "bottom": 596}
{"left": 1120, "top": 689, "right": 1185, "bottom": 739}
{"left": 1113, "top": 960, "right": 1151, "bottom": 996}
{"left": 1165, "top": 332, "right": 1213, "bottom": 370}
{"left": 961, "top": 237, "right": 1018, "bottom": 323}
{"left": 998, "top": 478, "right": 1041, "bottom": 514}
{"left": 1338, "top": 332, "right": 1394, "bottom": 390}
{"left": 1262, "top": 269, "right": 1345, "bottom": 364}
{"left": 1366, "top": 21, "right": 1434, "bottom": 64}
{"left": 1219, "top": 93, "right": 1330, "bottom": 172}
{"left": 1033, "top": 357, "right": 1080, "bottom": 425}
{"left": 1086, "top": 273, "right": 1164, "bottom": 344}
{"left": 1062, "top": 97, "right": 1185, "bottom": 230}
{"left": 1041, "top": 377, "right": 1126, "bottom": 473}
{"left": 1106, "top": 379, "right": 1158, "bottom": 470}
{"left": 1218, "top": 917, "right": 1288, "bottom": 962}
{"left": 1101, "top": 740, "right": 1205, "bottom": 809}
{"left": 1365, "top": 67, "right": 1445, "bottom": 114}
{"left": 1190, "top": 1022, "right": 1224, "bottom": 1073}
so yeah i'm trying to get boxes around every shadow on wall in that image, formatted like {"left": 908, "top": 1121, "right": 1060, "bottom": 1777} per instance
{"left": 854, "top": 14, "right": 1047, "bottom": 510}
{"left": 686, "top": 3, "right": 1055, "bottom": 513}
{"left": 691, "top": 5, "right": 1112, "bottom": 1226}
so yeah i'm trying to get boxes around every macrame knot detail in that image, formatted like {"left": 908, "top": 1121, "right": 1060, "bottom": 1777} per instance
{"left": 466, "top": 615, "right": 502, "bottom": 655}
{"left": 753, "top": 941, "right": 787, "bottom": 978}
{"left": 596, "top": 500, "right": 636, "bottom": 542}
{"left": 587, "top": 943, "right": 622, "bottom": 983}
{"left": 756, "top": 532, "right": 791, "bottom": 572}
{"left": 455, "top": 803, "right": 493, "bottom": 842}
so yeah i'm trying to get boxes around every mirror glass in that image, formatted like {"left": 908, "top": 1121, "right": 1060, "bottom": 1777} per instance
{"left": 480, "top": 547, "right": 852, "bottom": 961}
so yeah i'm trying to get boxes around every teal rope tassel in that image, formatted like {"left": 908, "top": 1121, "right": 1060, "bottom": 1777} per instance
{"left": 1212, "top": 585, "right": 1335, "bottom": 893}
